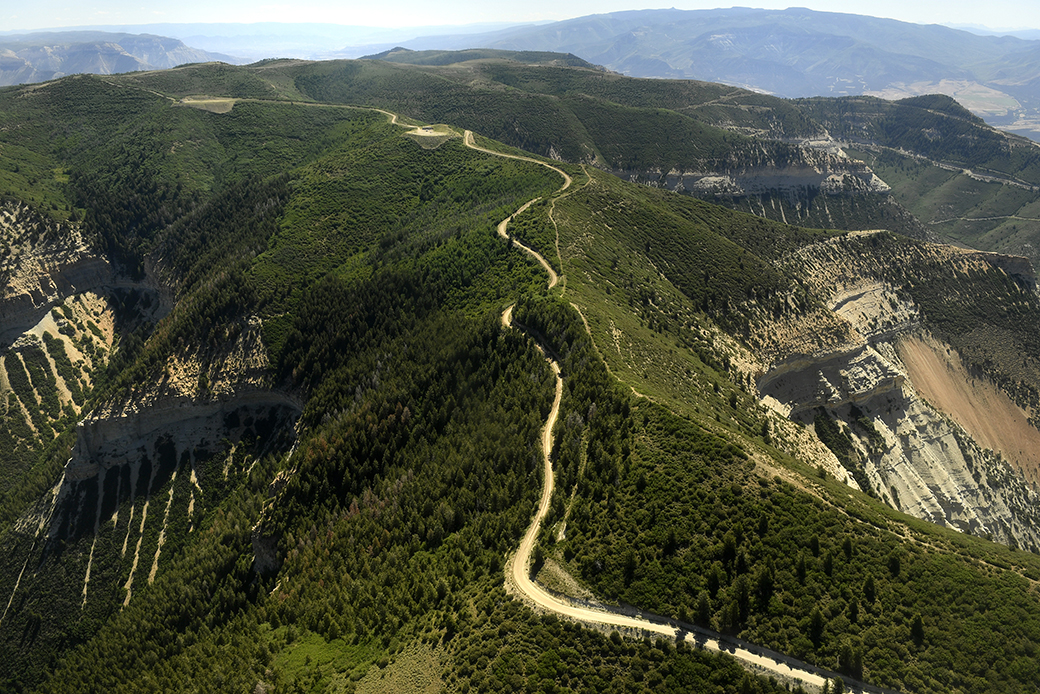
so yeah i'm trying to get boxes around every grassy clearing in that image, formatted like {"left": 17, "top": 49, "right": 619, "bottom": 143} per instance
{"left": 272, "top": 630, "right": 383, "bottom": 688}
{"left": 176, "top": 97, "right": 238, "bottom": 113}
{"left": 354, "top": 642, "right": 443, "bottom": 694}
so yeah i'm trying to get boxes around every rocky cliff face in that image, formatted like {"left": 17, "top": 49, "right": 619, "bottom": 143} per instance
{"left": 0, "top": 199, "right": 298, "bottom": 536}
{"left": 60, "top": 312, "right": 300, "bottom": 484}
{"left": 0, "top": 213, "right": 301, "bottom": 623}
{"left": 48, "top": 312, "right": 300, "bottom": 550}
{"left": 63, "top": 392, "right": 301, "bottom": 484}
{"left": 758, "top": 239, "right": 1040, "bottom": 550}
{"left": 611, "top": 139, "right": 931, "bottom": 237}
{"left": 614, "top": 143, "right": 889, "bottom": 200}
{"left": 0, "top": 203, "right": 113, "bottom": 348}
{"left": 965, "top": 251, "right": 1036, "bottom": 289}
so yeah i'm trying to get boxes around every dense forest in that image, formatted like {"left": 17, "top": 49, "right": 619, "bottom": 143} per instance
{"left": 0, "top": 56, "right": 1039, "bottom": 694}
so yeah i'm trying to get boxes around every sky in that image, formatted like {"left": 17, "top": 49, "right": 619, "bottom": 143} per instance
{"left": 3, "top": 0, "right": 1039, "bottom": 34}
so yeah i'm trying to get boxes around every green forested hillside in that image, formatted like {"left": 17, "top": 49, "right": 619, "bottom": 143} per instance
{"left": 534, "top": 166, "right": 1040, "bottom": 693}
{"left": 800, "top": 93, "right": 1040, "bottom": 265}
{"left": 0, "top": 60, "right": 1039, "bottom": 694}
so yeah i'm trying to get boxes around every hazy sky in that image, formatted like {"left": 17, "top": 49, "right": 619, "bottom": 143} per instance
{"left": 4, "top": 0, "right": 1039, "bottom": 33}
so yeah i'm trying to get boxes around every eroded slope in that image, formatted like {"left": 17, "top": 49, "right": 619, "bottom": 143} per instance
{"left": 765, "top": 234, "right": 1040, "bottom": 548}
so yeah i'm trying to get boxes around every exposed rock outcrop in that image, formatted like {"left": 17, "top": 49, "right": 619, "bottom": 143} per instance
{"left": 967, "top": 251, "right": 1036, "bottom": 289}
{"left": 50, "top": 312, "right": 301, "bottom": 545}
{"left": 64, "top": 313, "right": 300, "bottom": 483}
{"left": 64, "top": 392, "right": 301, "bottom": 483}
{"left": 761, "top": 345, "right": 905, "bottom": 420}
{"left": 614, "top": 146, "right": 889, "bottom": 200}
{"left": 251, "top": 528, "right": 282, "bottom": 576}
{"left": 760, "top": 238, "right": 1040, "bottom": 550}
{"left": 0, "top": 203, "right": 113, "bottom": 347}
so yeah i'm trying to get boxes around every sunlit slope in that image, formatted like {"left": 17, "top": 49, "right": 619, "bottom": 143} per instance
{"left": 803, "top": 94, "right": 1040, "bottom": 266}
{"left": 533, "top": 165, "right": 1040, "bottom": 693}
{"left": 0, "top": 62, "right": 1038, "bottom": 694}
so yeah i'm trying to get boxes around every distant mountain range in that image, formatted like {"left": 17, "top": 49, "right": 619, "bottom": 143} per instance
{"left": 0, "top": 21, "right": 537, "bottom": 65}
{"left": 0, "top": 32, "right": 235, "bottom": 86}
{"left": 381, "top": 8, "right": 1040, "bottom": 139}
{"left": 7, "top": 9, "right": 1040, "bottom": 139}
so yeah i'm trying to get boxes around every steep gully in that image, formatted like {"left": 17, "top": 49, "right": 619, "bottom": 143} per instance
{"left": 453, "top": 125, "right": 890, "bottom": 693}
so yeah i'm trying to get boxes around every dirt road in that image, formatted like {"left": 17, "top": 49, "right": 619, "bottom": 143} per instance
{"left": 498, "top": 327, "right": 834, "bottom": 691}
{"left": 464, "top": 131, "right": 572, "bottom": 192}
{"left": 494, "top": 198, "right": 559, "bottom": 289}
{"left": 474, "top": 124, "right": 890, "bottom": 694}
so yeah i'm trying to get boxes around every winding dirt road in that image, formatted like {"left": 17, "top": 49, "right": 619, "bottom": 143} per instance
{"left": 495, "top": 198, "right": 559, "bottom": 289}
{"left": 464, "top": 130, "right": 572, "bottom": 192}
{"left": 467, "top": 127, "right": 892, "bottom": 694}
{"left": 72, "top": 92, "right": 883, "bottom": 691}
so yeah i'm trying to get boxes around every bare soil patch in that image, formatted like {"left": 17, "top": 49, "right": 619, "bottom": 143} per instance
{"left": 898, "top": 333, "right": 1040, "bottom": 487}
{"left": 403, "top": 124, "right": 457, "bottom": 150}
{"left": 177, "top": 97, "right": 237, "bottom": 114}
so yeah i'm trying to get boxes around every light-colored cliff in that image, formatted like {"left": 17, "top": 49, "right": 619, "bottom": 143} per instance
{"left": 63, "top": 314, "right": 301, "bottom": 484}
{"left": 759, "top": 238, "right": 1040, "bottom": 550}
{"left": 0, "top": 202, "right": 113, "bottom": 347}
{"left": 614, "top": 144, "right": 890, "bottom": 200}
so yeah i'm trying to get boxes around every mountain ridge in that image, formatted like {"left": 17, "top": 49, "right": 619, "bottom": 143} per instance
{"left": 375, "top": 8, "right": 1040, "bottom": 140}
{"left": 1, "top": 58, "right": 1040, "bottom": 693}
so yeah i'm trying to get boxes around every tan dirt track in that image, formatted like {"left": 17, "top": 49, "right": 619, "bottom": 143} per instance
{"left": 460, "top": 125, "right": 891, "bottom": 693}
